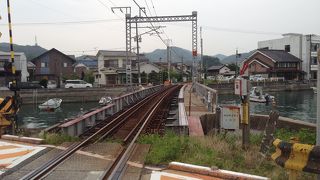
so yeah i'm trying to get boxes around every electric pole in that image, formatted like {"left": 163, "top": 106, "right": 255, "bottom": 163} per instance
{"left": 135, "top": 20, "right": 141, "bottom": 85}
{"left": 317, "top": 48, "right": 320, "bottom": 147}
{"left": 200, "top": 26, "right": 203, "bottom": 81}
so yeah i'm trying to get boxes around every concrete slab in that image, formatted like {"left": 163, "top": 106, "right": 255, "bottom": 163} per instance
{"left": 0, "top": 140, "right": 46, "bottom": 176}
{"left": 121, "top": 144, "right": 150, "bottom": 180}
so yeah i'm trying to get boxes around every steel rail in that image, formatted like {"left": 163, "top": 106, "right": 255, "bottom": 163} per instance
{"left": 20, "top": 87, "right": 168, "bottom": 180}
{"left": 101, "top": 86, "right": 180, "bottom": 179}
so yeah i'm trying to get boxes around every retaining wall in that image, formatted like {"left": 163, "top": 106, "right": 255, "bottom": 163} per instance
{"left": 200, "top": 113, "right": 316, "bottom": 135}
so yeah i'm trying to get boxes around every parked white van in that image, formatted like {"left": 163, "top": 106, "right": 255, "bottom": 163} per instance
{"left": 64, "top": 80, "right": 92, "bottom": 88}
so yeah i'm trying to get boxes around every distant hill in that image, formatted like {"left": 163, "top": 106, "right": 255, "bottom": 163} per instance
{"left": 213, "top": 54, "right": 227, "bottom": 60}
{"left": 0, "top": 43, "right": 47, "bottom": 60}
{"left": 221, "top": 50, "right": 255, "bottom": 64}
{"left": 145, "top": 46, "right": 221, "bottom": 66}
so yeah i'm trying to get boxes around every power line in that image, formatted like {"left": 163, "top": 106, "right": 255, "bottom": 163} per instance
{"left": 0, "top": 19, "right": 122, "bottom": 26}
{"left": 96, "top": 0, "right": 124, "bottom": 20}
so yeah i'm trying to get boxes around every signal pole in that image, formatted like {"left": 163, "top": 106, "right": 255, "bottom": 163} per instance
{"left": 317, "top": 48, "right": 320, "bottom": 146}
{"left": 317, "top": 48, "right": 320, "bottom": 180}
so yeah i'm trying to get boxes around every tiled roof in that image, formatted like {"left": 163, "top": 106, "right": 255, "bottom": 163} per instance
{"left": 97, "top": 50, "right": 136, "bottom": 57}
{"left": 208, "top": 65, "right": 225, "bottom": 70}
{"left": 258, "top": 49, "right": 302, "bottom": 62}
{"left": 74, "top": 60, "right": 97, "bottom": 68}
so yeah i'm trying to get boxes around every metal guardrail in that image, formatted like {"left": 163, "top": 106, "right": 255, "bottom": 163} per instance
{"left": 271, "top": 139, "right": 320, "bottom": 175}
{"left": 59, "top": 85, "right": 163, "bottom": 136}
{"left": 193, "top": 82, "right": 218, "bottom": 113}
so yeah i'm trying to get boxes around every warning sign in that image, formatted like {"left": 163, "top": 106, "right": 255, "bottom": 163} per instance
{"left": 221, "top": 106, "right": 240, "bottom": 130}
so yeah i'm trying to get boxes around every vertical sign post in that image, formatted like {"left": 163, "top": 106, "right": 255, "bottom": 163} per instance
{"left": 317, "top": 48, "right": 320, "bottom": 147}
{"left": 236, "top": 62, "right": 250, "bottom": 149}
{"left": 317, "top": 48, "right": 320, "bottom": 180}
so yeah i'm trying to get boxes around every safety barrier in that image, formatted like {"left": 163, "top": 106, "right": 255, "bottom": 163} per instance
{"left": 271, "top": 139, "right": 320, "bottom": 175}
{"left": 59, "top": 85, "right": 163, "bottom": 136}
{"left": 193, "top": 82, "right": 218, "bottom": 113}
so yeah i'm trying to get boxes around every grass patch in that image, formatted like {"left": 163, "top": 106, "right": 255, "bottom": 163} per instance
{"left": 275, "top": 128, "right": 316, "bottom": 145}
{"left": 40, "top": 133, "right": 79, "bottom": 145}
{"left": 139, "top": 131, "right": 316, "bottom": 179}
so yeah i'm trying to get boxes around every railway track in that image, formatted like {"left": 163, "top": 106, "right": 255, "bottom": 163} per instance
{"left": 21, "top": 85, "right": 181, "bottom": 180}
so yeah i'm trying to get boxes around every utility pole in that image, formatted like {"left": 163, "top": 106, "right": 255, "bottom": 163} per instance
{"left": 135, "top": 20, "right": 141, "bottom": 85}
{"left": 236, "top": 49, "right": 238, "bottom": 76}
{"left": 166, "top": 39, "right": 171, "bottom": 82}
{"left": 317, "top": 48, "right": 320, "bottom": 148}
{"left": 200, "top": 26, "right": 203, "bottom": 81}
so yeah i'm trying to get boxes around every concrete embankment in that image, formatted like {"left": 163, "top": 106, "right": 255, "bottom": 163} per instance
{"left": 200, "top": 113, "right": 316, "bottom": 134}
{"left": 208, "top": 81, "right": 316, "bottom": 94}
{"left": 0, "top": 87, "right": 126, "bottom": 104}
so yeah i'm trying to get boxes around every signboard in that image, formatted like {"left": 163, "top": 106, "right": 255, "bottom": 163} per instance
{"left": 240, "top": 61, "right": 249, "bottom": 77}
{"left": 221, "top": 106, "right": 240, "bottom": 130}
{"left": 234, "top": 78, "right": 247, "bottom": 96}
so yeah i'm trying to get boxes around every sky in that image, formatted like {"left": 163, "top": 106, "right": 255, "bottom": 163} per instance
{"left": 0, "top": 0, "right": 319, "bottom": 57}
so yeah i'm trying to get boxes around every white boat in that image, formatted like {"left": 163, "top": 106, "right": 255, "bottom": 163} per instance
{"left": 99, "top": 96, "right": 112, "bottom": 106}
{"left": 38, "top": 98, "right": 62, "bottom": 110}
{"left": 250, "top": 87, "right": 274, "bottom": 103}
{"left": 311, "top": 87, "right": 317, "bottom": 94}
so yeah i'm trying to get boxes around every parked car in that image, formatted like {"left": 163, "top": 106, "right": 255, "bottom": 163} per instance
{"left": 250, "top": 74, "right": 266, "bottom": 82}
{"left": 64, "top": 80, "right": 92, "bottom": 88}
{"left": 47, "top": 80, "right": 57, "bottom": 89}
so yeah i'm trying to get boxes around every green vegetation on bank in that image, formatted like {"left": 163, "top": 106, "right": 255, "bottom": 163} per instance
{"left": 138, "top": 130, "right": 316, "bottom": 179}
{"left": 40, "top": 132, "right": 79, "bottom": 145}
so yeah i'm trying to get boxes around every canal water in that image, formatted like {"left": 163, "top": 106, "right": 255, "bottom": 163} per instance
{"left": 17, "top": 101, "right": 98, "bottom": 129}
{"left": 17, "top": 90, "right": 317, "bottom": 129}
{"left": 218, "top": 90, "right": 317, "bottom": 123}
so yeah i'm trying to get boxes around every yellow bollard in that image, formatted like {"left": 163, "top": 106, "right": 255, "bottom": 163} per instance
{"left": 287, "top": 137, "right": 300, "bottom": 180}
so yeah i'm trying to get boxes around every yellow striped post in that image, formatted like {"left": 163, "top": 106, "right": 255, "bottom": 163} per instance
{"left": 7, "top": 0, "right": 16, "bottom": 75}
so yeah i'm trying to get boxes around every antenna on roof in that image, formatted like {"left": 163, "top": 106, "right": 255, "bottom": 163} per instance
{"left": 35, "top": 35, "right": 38, "bottom": 46}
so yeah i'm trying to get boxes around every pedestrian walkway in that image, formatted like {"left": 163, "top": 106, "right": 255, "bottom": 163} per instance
{"left": 184, "top": 84, "right": 212, "bottom": 136}
{"left": 0, "top": 140, "right": 45, "bottom": 175}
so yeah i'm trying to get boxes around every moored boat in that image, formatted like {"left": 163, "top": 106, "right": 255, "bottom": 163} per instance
{"left": 250, "top": 87, "right": 274, "bottom": 103}
{"left": 99, "top": 96, "right": 112, "bottom": 106}
{"left": 39, "top": 98, "right": 62, "bottom": 110}
{"left": 311, "top": 87, "right": 317, "bottom": 94}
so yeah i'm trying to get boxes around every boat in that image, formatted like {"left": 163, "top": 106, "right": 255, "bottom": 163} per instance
{"left": 250, "top": 87, "right": 274, "bottom": 103}
{"left": 38, "top": 98, "right": 62, "bottom": 110}
{"left": 311, "top": 87, "right": 317, "bottom": 94}
{"left": 99, "top": 96, "right": 112, "bottom": 106}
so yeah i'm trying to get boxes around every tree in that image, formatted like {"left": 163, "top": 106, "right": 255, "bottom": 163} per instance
{"left": 226, "top": 63, "right": 239, "bottom": 72}
{"left": 149, "top": 70, "right": 159, "bottom": 84}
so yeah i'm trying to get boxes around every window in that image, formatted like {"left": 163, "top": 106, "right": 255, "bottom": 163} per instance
{"left": 41, "top": 62, "right": 48, "bottom": 68}
{"left": 311, "top": 43, "right": 319, "bottom": 52}
{"left": 104, "top": 59, "right": 118, "bottom": 68}
{"left": 63, "top": 62, "right": 67, "bottom": 67}
{"left": 312, "top": 57, "right": 318, "bottom": 65}
{"left": 285, "top": 45, "right": 290, "bottom": 52}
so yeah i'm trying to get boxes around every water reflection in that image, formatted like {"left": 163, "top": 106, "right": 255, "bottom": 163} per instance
{"left": 218, "top": 90, "right": 316, "bottom": 123}
{"left": 17, "top": 102, "right": 98, "bottom": 129}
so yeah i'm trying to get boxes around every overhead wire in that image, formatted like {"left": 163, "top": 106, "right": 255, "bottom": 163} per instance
{"left": 133, "top": 0, "right": 180, "bottom": 58}
{"left": 0, "top": 19, "right": 122, "bottom": 26}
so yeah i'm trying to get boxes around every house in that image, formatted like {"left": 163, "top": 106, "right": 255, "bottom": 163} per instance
{"left": 140, "top": 62, "right": 160, "bottom": 74}
{"left": 30, "top": 48, "right": 76, "bottom": 87}
{"left": 74, "top": 55, "right": 98, "bottom": 77}
{"left": 0, "top": 51, "right": 29, "bottom": 87}
{"left": 243, "top": 49, "right": 303, "bottom": 80}
{"left": 96, "top": 50, "right": 137, "bottom": 86}
{"left": 207, "top": 65, "right": 231, "bottom": 76}
{"left": 258, "top": 33, "right": 320, "bottom": 79}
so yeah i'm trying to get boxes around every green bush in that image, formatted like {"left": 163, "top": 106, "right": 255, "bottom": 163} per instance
{"left": 275, "top": 128, "right": 316, "bottom": 145}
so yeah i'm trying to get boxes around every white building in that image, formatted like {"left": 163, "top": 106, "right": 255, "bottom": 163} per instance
{"left": 0, "top": 51, "right": 29, "bottom": 86}
{"left": 258, "top": 33, "right": 320, "bottom": 79}
{"left": 96, "top": 50, "right": 137, "bottom": 86}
